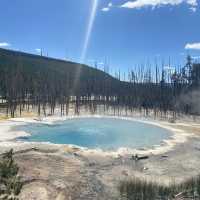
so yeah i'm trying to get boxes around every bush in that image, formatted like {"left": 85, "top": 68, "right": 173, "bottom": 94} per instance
{"left": 0, "top": 149, "right": 23, "bottom": 200}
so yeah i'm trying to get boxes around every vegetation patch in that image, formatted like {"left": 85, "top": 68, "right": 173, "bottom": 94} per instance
{"left": 119, "top": 176, "right": 200, "bottom": 200}
{"left": 0, "top": 149, "right": 23, "bottom": 200}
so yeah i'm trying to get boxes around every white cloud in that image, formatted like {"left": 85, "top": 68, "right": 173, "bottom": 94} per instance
{"left": 0, "top": 42, "right": 10, "bottom": 47}
{"left": 187, "top": 0, "right": 198, "bottom": 6}
{"left": 35, "top": 48, "right": 42, "bottom": 53}
{"left": 185, "top": 43, "right": 200, "bottom": 50}
{"left": 120, "top": 0, "right": 198, "bottom": 10}
{"left": 98, "top": 62, "right": 105, "bottom": 66}
{"left": 108, "top": 2, "right": 113, "bottom": 7}
{"left": 102, "top": 7, "right": 110, "bottom": 11}
{"left": 190, "top": 6, "right": 197, "bottom": 11}
{"left": 101, "top": 2, "right": 113, "bottom": 12}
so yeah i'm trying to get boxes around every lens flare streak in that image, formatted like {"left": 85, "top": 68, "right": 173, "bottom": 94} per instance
{"left": 81, "top": 0, "right": 99, "bottom": 62}
{"left": 72, "top": 0, "right": 99, "bottom": 94}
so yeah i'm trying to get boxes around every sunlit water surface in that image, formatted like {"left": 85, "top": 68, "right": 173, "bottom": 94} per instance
{"left": 15, "top": 118, "right": 171, "bottom": 150}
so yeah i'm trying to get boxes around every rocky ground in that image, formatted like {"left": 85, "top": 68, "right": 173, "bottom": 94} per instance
{"left": 0, "top": 120, "right": 200, "bottom": 200}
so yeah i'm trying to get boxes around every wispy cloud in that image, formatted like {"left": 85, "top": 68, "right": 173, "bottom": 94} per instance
{"left": 120, "top": 0, "right": 198, "bottom": 11}
{"left": 102, "top": 7, "right": 110, "bottom": 11}
{"left": 35, "top": 48, "right": 42, "bottom": 53}
{"left": 0, "top": 42, "right": 10, "bottom": 47}
{"left": 102, "top": 2, "right": 113, "bottom": 12}
{"left": 185, "top": 42, "right": 200, "bottom": 50}
{"left": 190, "top": 7, "right": 197, "bottom": 12}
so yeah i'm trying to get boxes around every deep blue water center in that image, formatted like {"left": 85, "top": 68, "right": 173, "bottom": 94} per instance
{"left": 15, "top": 118, "right": 170, "bottom": 150}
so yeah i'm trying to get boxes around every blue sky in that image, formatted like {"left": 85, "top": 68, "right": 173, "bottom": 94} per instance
{"left": 0, "top": 0, "right": 200, "bottom": 73}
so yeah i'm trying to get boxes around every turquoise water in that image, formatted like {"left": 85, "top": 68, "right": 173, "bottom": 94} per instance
{"left": 15, "top": 118, "right": 170, "bottom": 150}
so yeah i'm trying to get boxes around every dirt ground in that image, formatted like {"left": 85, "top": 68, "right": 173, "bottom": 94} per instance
{"left": 1, "top": 120, "right": 200, "bottom": 200}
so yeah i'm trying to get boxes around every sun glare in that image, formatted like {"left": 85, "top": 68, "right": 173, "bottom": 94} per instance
{"left": 81, "top": 0, "right": 99, "bottom": 62}
{"left": 72, "top": 0, "right": 99, "bottom": 93}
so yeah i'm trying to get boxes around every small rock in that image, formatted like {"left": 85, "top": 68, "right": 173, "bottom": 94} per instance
{"left": 122, "top": 170, "right": 128, "bottom": 176}
{"left": 89, "top": 162, "right": 96, "bottom": 167}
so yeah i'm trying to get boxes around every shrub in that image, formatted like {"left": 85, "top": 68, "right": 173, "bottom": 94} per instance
{"left": 0, "top": 149, "right": 23, "bottom": 200}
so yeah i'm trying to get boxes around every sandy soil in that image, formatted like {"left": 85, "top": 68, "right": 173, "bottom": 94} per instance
{"left": 0, "top": 115, "right": 200, "bottom": 200}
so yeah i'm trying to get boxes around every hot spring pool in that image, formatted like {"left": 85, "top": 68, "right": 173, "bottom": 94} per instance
{"left": 15, "top": 118, "right": 171, "bottom": 150}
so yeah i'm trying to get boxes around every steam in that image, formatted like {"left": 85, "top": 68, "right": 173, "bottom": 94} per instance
{"left": 178, "top": 88, "right": 200, "bottom": 115}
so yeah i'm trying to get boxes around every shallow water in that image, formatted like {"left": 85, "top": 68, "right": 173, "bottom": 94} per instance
{"left": 15, "top": 118, "right": 171, "bottom": 150}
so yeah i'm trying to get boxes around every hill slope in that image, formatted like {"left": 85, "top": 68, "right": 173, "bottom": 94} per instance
{"left": 0, "top": 48, "right": 120, "bottom": 96}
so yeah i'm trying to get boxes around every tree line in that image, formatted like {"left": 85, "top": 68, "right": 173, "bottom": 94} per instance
{"left": 0, "top": 48, "right": 200, "bottom": 119}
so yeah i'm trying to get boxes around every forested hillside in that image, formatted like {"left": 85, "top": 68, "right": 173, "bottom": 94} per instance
{"left": 0, "top": 48, "right": 120, "bottom": 96}
{"left": 0, "top": 48, "right": 200, "bottom": 118}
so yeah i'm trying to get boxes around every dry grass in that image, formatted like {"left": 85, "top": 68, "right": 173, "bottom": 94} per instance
{"left": 62, "top": 146, "right": 80, "bottom": 154}
{"left": 0, "top": 115, "right": 10, "bottom": 121}
{"left": 19, "top": 111, "right": 38, "bottom": 118}
{"left": 119, "top": 175, "right": 200, "bottom": 200}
